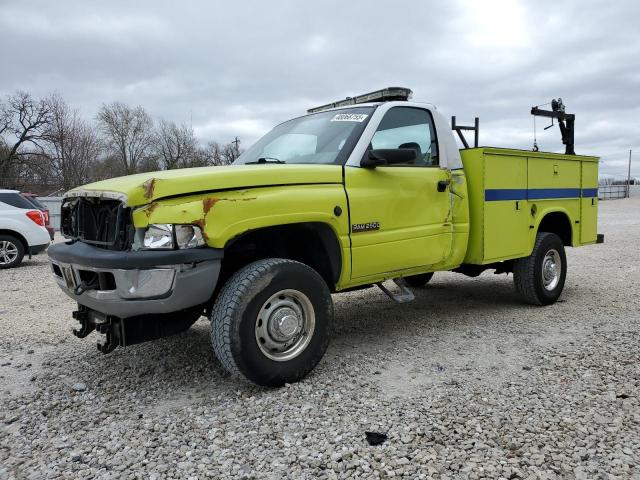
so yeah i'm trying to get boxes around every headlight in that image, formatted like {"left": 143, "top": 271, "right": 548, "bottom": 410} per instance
{"left": 175, "top": 225, "right": 205, "bottom": 249}
{"left": 144, "top": 224, "right": 173, "bottom": 249}
{"left": 143, "top": 224, "right": 205, "bottom": 250}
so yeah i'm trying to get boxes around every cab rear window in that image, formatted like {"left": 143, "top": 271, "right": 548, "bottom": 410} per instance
{"left": 0, "top": 193, "right": 35, "bottom": 209}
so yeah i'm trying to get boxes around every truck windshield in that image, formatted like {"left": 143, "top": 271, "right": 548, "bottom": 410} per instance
{"left": 234, "top": 107, "right": 374, "bottom": 165}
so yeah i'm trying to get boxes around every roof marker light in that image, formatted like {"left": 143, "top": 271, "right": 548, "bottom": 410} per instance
{"left": 307, "top": 87, "right": 413, "bottom": 114}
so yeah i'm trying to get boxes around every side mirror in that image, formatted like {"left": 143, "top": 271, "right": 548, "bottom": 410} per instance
{"left": 360, "top": 148, "right": 417, "bottom": 168}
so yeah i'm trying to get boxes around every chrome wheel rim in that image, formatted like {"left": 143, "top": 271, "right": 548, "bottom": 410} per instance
{"left": 542, "top": 249, "right": 561, "bottom": 291}
{"left": 0, "top": 241, "right": 18, "bottom": 265}
{"left": 255, "top": 289, "right": 315, "bottom": 362}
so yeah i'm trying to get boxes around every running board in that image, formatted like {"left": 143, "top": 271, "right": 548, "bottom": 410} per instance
{"left": 376, "top": 278, "right": 415, "bottom": 304}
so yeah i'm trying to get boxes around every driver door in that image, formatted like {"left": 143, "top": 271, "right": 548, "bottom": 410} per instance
{"left": 345, "top": 106, "right": 452, "bottom": 279}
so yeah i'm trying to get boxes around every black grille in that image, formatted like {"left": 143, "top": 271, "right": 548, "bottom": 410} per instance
{"left": 61, "top": 197, "right": 133, "bottom": 250}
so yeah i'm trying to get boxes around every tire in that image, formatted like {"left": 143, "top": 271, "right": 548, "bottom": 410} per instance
{"left": 211, "top": 258, "right": 333, "bottom": 387}
{"left": 404, "top": 272, "right": 434, "bottom": 288}
{"left": 0, "top": 235, "right": 25, "bottom": 269}
{"left": 513, "top": 232, "right": 566, "bottom": 305}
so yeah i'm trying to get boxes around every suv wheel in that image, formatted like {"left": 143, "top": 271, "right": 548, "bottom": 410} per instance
{"left": 0, "top": 235, "right": 25, "bottom": 269}
{"left": 211, "top": 259, "right": 333, "bottom": 387}
{"left": 513, "top": 232, "right": 567, "bottom": 305}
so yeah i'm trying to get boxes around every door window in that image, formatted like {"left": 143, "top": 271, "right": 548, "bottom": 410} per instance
{"left": 370, "top": 107, "right": 438, "bottom": 166}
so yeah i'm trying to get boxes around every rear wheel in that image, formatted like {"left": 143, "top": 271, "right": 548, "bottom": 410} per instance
{"left": 404, "top": 272, "right": 434, "bottom": 288}
{"left": 0, "top": 235, "right": 25, "bottom": 269}
{"left": 211, "top": 258, "right": 333, "bottom": 387}
{"left": 513, "top": 232, "right": 566, "bottom": 305}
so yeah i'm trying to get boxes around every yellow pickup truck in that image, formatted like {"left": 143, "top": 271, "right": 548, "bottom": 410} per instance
{"left": 48, "top": 88, "right": 602, "bottom": 386}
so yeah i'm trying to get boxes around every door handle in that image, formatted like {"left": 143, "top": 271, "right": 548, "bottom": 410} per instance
{"left": 437, "top": 180, "right": 450, "bottom": 192}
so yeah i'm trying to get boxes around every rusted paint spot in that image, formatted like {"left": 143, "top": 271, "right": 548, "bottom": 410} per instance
{"left": 142, "top": 178, "right": 156, "bottom": 199}
{"left": 192, "top": 219, "right": 208, "bottom": 241}
{"left": 193, "top": 218, "right": 205, "bottom": 229}
{"left": 205, "top": 196, "right": 257, "bottom": 204}
{"left": 144, "top": 202, "right": 159, "bottom": 217}
{"left": 202, "top": 197, "right": 220, "bottom": 215}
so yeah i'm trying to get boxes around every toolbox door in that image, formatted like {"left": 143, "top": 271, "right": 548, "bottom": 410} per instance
{"left": 483, "top": 153, "right": 529, "bottom": 261}
{"left": 580, "top": 161, "right": 598, "bottom": 244}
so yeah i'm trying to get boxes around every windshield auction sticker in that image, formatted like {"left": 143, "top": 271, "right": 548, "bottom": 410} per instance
{"left": 331, "top": 113, "right": 369, "bottom": 122}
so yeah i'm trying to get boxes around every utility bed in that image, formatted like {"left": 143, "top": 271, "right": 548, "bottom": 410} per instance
{"left": 460, "top": 147, "right": 599, "bottom": 265}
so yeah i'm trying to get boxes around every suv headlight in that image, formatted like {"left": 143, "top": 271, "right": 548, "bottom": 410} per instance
{"left": 143, "top": 224, "right": 205, "bottom": 250}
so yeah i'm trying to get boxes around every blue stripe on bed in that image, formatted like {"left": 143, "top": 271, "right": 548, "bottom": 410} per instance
{"left": 484, "top": 188, "right": 598, "bottom": 201}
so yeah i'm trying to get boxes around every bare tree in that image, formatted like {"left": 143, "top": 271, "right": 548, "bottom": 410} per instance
{"left": 0, "top": 91, "right": 52, "bottom": 187}
{"left": 203, "top": 140, "right": 242, "bottom": 166}
{"left": 137, "top": 154, "right": 161, "bottom": 173}
{"left": 203, "top": 141, "right": 223, "bottom": 166}
{"left": 46, "top": 94, "right": 102, "bottom": 190}
{"left": 185, "top": 147, "right": 210, "bottom": 168}
{"left": 155, "top": 119, "right": 198, "bottom": 170}
{"left": 223, "top": 139, "right": 242, "bottom": 164}
{"left": 96, "top": 102, "right": 154, "bottom": 175}
{"left": 0, "top": 102, "right": 11, "bottom": 137}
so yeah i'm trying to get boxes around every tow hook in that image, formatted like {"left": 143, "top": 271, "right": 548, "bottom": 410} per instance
{"left": 96, "top": 321, "right": 118, "bottom": 354}
{"left": 72, "top": 308, "right": 95, "bottom": 338}
{"left": 71, "top": 305, "right": 119, "bottom": 354}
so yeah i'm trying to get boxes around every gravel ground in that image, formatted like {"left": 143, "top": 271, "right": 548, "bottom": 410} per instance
{"left": 1, "top": 198, "right": 639, "bottom": 479}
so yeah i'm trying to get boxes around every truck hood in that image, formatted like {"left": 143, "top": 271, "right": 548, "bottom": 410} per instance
{"left": 66, "top": 164, "right": 344, "bottom": 207}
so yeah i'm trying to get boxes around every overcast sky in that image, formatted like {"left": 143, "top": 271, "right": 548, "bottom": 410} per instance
{"left": 1, "top": 0, "right": 638, "bottom": 177}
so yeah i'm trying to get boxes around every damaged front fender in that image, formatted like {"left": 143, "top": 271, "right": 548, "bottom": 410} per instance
{"left": 131, "top": 184, "right": 349, "bottom": 251}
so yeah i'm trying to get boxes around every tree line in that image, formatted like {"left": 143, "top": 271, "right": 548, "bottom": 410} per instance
{"left": 0, "top": 90, "right": 242, "bottom": 194}
{"left": 599, "top": 177, "right": 638, "bottom": 186}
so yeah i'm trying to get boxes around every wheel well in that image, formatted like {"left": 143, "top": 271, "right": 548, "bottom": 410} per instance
{"left": 537, "top": 212, "right": 572, "bottom": 245}
{"left": 219, "top": 223, "right": 342, "bottom": 291}
{"left": 0, "top": 229, "right": 28, "bottom": 250}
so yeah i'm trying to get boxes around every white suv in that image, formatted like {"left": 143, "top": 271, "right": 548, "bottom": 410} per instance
{"left": 0, "top": 189, "right": 51, "bottom": 268}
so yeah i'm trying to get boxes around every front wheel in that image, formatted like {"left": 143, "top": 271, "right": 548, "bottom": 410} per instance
{"left": 513, "top": 232, "right": 567, "bottom": 305}
{"left": 211, "top": 259, "right": 333, "bottom": 387}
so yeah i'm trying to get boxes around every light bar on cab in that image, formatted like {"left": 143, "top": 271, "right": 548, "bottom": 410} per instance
{"left": 307, "top": 87, "right": 413, "bottom": 114}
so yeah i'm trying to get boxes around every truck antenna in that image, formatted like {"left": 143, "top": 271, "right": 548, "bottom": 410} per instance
{"left": 531, "top": 99, "right": 575, "bottom": 155}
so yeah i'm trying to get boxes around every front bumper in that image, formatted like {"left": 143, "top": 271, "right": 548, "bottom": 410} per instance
{"left": 48, "top": 241, "right": 223, "bottom": 318}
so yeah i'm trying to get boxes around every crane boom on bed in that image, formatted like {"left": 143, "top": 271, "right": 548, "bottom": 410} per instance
{"left": 531, "top": 98, "right": 575, "bottom": 155}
